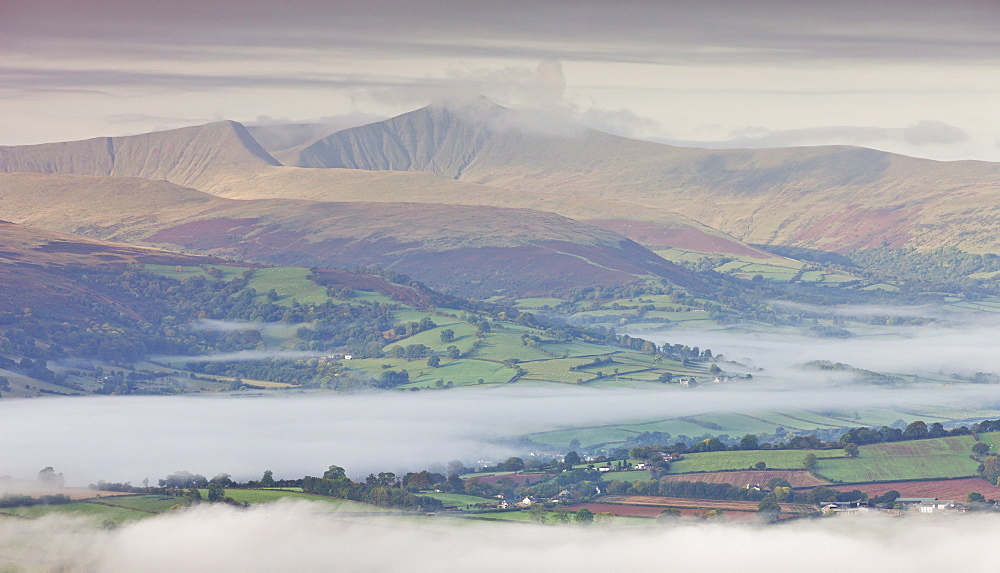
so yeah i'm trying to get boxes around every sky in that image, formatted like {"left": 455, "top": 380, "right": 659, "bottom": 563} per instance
{"left": 2, "top": 0, "right": 999, "bottom": 161}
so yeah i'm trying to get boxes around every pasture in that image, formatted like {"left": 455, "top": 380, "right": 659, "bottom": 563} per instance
{"left": 247, "top": 267, "right": 331, "bottom": 306}
{"left": 815, "top": 436, "right": 981, "bottom": 483}
{"left": 667, "top": 450, "right": 817, "bottom": 474}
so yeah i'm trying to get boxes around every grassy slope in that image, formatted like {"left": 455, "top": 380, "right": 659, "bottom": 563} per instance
{"left": 815, "top": 436, "right": 981, "bottom": 483}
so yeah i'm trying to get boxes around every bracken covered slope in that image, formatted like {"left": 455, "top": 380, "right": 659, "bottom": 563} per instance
{"left": 0, "top": 173, "right": 702, "bottom": 297}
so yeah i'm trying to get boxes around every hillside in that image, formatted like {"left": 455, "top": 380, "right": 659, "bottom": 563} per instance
{"left": 0, "top": 121, "right": 279, "bottom": 191}
{"left": 0, "top": 173, "right": 700, "bottom": 297}
{"left": 0, "top": 221, "right": 222, "bottom": 321}
{"left": 202, "top": 166, "right": 780, "bottom": 261}
{"left": 282, "top": 102, "right": 1000, "bottom": 254}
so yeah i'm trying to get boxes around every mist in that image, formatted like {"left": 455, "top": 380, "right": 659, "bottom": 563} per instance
{"left": 4, "top": 381, "right": 1000, "bottom": 486}
{"left": 644, "top": 321, "right": 1000, "bottom": 380}
{"left": 2, "top": 502, "right": 998, "bottom": 572}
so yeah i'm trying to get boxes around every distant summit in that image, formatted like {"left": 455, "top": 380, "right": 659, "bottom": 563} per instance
{"left": 279, "top": 98, "right": 510, "bottom": 178}
{"left": 0, "top": 121, "right": 280, "bottom": 189}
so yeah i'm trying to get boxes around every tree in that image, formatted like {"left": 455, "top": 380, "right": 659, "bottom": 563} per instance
{"left": 324, "top": 465, "right": 347, "bottom": 481}
{"left": 260, "top": 470, "right": 275, "bottom": 487}
{"left": 564, "top": 451, "right": 581, "bottom": 466}
{"left": 803, "top": 453, "right": 818, "bottom": 470}
{"left": 903, "top": 420, "right": 929, "bottom": 440}
{"left": 207, "top": 483, "right": 225, "bottom": 502}
{"left": 757, "top": 496, "right": 781, "bottom": 522}
{"left": 573, "top": 508, "right": 594, "bottom": 525}
{"left": 739, "top": 434, "right": 759, "bottom": 450}
{"left": 551, "top": 511, "right": 571, "bottom": 524}
{"left": 872, "top": 490, "right": 900, "bottom": 506}
{"left": 446, "top": 460, "right": 466, "bottom": 476}
{"left": 427, "top": 355, "right": 441, "bottom": 368}
{"left": 754, "top": 461, "right": 767, "bottom": 470}
{"left": 973, "top": 442, "right": 990, "bottom": 456}
{"left": 439, "top": 329, "right": 455, "bottom": 343}
{"left": 502, "top": 457, "right": 525, "bottom": 471}
{"left": 186, "top": 487, "right": 202, "bottom": 504}
{"left": 772, "top": 486, "right": 793, "bottom": 502}
{"left": 844, "top": 443, "right": 860, "bottom": 458}
{"left": 656, "top": 508, "right": 682, "bottom": 524}
{"left": 527, "top": 503, "right": 548, "bottom": 524}
{"left": 38, "top": 467, "right": 65, "bottom": 487}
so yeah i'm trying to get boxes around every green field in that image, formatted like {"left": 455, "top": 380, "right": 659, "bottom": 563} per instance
{"left": 405, "top": 359, "right": 518, "bottom": 388}
{"left": 385, "top": 320, "right": 478, "bottom": 354}
{"left": 248, "top": 267, "right": 331, "bottom": 306}
{"left": 667, "top": 450, "right": 817, "bottom": 474}
{"left": 0, "top": 494, "right": 184, "bottom": 525}
{"left": 815, "top": 436, "right": 982, "bottom": 483}
{"left": 196, "top": 488, "right": 392, "bottom": 510}
{"left": 417, "top": 492, "right": 496, "bottom": 507}
{"left": 0, "top": 501, "right": 146, "bottom": 525}
{"left": 600, "top": 470, "right": 652, "bottom": 482}
{"left": 976, "top": 432, "right": 1000, "bottom": 454}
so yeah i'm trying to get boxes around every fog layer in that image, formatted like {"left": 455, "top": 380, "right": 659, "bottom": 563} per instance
{"left": 4, "top": 382, "right": 1000, "bottom": 485}
{"left": 2, "top": 502, "right": 998, "bottom": 572}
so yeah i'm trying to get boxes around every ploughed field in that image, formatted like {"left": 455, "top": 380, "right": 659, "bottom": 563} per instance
{"left": 829, "top": 478, "right": 1000, "bottom": 501}
{"left": 661, "top": 470, "right": 829, "bottom": 488}
{"left": 597, "top": 495, "right": 815, "bottom": 514}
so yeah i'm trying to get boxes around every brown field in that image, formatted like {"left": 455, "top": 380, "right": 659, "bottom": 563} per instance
{"left": 662, "top": 470, "right": 829, "bottom": 488}
{"left": 562, "top": 503, "right": 794, "bottom": 523}
{"left": 830, "top": 478, "right": 1000, "bottom": 500}
{"left": 599, "top": 495, "right": 815, "bottom": 514}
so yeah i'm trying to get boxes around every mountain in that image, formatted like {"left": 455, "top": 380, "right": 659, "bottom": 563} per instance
{"left": 277, "top": 98, "right": 505, "bottom": 178}
{"left": 0, "top": 121, "right": 280, "bottom": 190}
{"left": 0, "top": 173, "right": 701, "bottom": 297}
{"left": 280, "top": 101, "right": 1000, "bottom": 254}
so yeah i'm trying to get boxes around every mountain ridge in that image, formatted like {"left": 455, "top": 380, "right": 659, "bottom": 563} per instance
{"left": 0, "top": 172, "right": 702, "bottom": 297}
{"left": 0, "top": 121, "right": 280, "bottom": 190}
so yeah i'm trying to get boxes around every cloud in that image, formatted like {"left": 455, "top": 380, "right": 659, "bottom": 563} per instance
{"left": 3, "top": 503, "right": 1000, "bottom": 572}
{"left": 902, "top": 120, "right": 969, "bottom": 146}
{"left": 3, "top": 381, "right": 1000, "bottom": 486}
{"left": 654, "top": 121, "right": 970, "bottom": 150}
{"left": 6, "top": 1, "right": 999, "bottom": 66}
{"left": 643, "top": 322, "right": 1000, "bottom": 380}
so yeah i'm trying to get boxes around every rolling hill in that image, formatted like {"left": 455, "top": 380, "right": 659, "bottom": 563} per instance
{"left": 0, "top": 173, "right": 701, "bottom": 297}
{"left": 0, "top": 220, "right": 222, "bottom": 320}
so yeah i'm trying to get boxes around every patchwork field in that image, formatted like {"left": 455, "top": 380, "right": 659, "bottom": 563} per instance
{"left": 815, "top": 436, "right": 981, "bottom": 483}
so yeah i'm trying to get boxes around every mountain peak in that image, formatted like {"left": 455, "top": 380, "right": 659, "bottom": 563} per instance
{"left": 0, "top": 121, "right": 280, "bottom": 189}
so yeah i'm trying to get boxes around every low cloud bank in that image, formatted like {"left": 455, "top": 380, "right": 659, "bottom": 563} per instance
{"left": 645, "top": 322, "right": 1000, "bottom": 379}
{"left": 3, "top": 382, "right": 1000, "bottom": 486}
{"left": 2, "top": 502, "right": 999, "bottom": 572}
